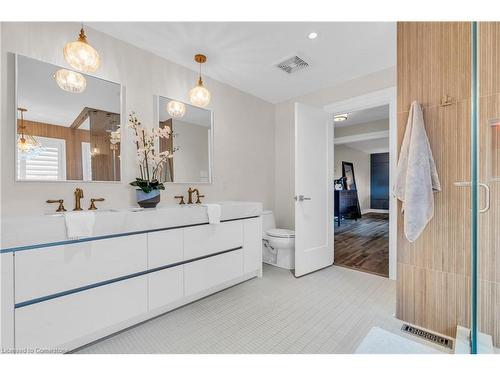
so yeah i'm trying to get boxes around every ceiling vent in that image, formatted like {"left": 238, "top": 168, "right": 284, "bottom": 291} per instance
{"left": 276, "top": 56, "right": 309, "bottom": 74}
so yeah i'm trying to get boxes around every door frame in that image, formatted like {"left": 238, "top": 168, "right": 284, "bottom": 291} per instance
{"left": 324, "top": 87, "right": 397, "bottom": 280}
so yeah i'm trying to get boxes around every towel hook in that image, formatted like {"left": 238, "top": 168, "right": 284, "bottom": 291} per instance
{"left": 440, "top": 94, "right": 454, "bottom": 107}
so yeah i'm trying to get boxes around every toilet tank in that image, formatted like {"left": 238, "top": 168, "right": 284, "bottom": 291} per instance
{"left": 261, "top": 210, "right": 276, "bottom": 237}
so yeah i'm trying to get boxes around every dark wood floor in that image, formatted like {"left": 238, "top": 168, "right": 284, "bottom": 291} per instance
{"left": 334, "top": 212, "right": 389, "bottom": 277}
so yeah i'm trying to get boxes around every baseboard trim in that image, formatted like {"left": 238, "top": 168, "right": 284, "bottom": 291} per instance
{"left": 361, "top": 209, "right": 389, "bottom": 214}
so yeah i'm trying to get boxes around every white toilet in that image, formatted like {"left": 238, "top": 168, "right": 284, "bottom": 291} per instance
{"left": 261, "top": 210, "right": 295, "bottom": 270}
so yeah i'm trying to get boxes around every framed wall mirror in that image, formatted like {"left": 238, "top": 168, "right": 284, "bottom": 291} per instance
{"left": 15, "top": 54, "right": 122, "bottom": 182}
{"left": 342, "top": 161, "right": 357, "bottom": 190}
{"left": 156, "top": 96, "right": 213, "bottom": 184}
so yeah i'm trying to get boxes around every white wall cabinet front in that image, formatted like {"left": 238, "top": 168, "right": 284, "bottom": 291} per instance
{"left": 184, "top": 250, "right": 244, "bottom": 296}
{"left": 184, "top": 221, "right": 243, "bottom": 259}
{"left": 11, "top": 216, "right": 262, "bottom": 352}
{"left": 15, "top": 276, "right": 148, "bottom": 351}
{"left": 148, "top": 266, "right": 184, "bottom": 311}
{"left": 147, "top": 229, "right": 183, "bottom": 268}
{"left": 15, "top": 234, "right": 147, "bottom": 304}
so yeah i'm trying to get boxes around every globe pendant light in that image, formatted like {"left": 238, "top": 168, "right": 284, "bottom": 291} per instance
{"left": 54, "top": 69, "right": 87, "bottom": 93}
{"left": 166, "top": 100, "right": 186, "bottom": 118}
{"left": 17, "top": 107, "right": 43, "bottom": 160}
{"left": 189, "top": 54, "right": 211, "bottom": 107}
{"left": 64, "top": 25, "right": 100, "bottom": 73}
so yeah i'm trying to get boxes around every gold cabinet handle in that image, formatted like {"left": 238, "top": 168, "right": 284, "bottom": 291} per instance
{"left": 46, "top": 199, "right": 67, "bottom": 212}
{"left": 89, "top": 198, "right": 105, "bottom": 210}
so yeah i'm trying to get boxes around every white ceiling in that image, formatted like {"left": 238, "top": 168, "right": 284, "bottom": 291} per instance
{"left": 334, "top": 104, "right": 389, "bottom": 127}
{"left": 18, "top": 55, "right": 120, "bottom": 127}
{"left": 158, "top": 97, "right": 211, "bottom": 127}
{"left": 88, "top": 22, "right": 396, "bottom": 104}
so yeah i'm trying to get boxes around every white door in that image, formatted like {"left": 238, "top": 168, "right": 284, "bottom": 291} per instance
{"left": 294, "top": 103, "right": 334, "bottom": 277}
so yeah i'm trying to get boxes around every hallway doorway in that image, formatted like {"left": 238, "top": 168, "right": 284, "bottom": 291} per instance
{"left": 334, "top": 212, "right": 389, "bottom": 277}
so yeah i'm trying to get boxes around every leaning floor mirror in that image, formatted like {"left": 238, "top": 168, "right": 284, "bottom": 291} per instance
{"left": 156, "top": 96, "right": 213, "bottom": 184}
{"left": 15, "top": 54, "right": 122, "bottom": 182}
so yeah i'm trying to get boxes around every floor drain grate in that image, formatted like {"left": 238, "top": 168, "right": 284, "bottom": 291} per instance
{"left": 401, "top": 324, "right": 453, "bottom": 349}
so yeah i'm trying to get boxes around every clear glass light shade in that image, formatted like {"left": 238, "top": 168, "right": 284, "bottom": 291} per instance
{"left": 189, "top": 83, "right": 211, "bottom": 107}
{"left": 110, "top": 129, "right": 121, "bottom": 145}
{"left": 63, "top": 39, "right": 100, "bottom": 73}
{"left": 17, "top": 135, "right": 43, "bottom": 160}
{"left": 54, "top": 69, "right": 87, "bottom": 93}
{"left": 166, "top": 100, "right": 187, "bottom": 118}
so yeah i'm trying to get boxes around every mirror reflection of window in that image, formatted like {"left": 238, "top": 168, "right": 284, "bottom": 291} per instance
{"left": 16, "top": 54, "right": 121, "bottom": 182}
{"left": 158, "top": 96, "right": 212, "bottom": 184}
{"left": 17, "top": 136, "right": 66, "bottom": 181}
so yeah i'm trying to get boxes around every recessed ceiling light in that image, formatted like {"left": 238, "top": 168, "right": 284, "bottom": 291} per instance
{"left": 334, "top": 114, "right": 348, "bottom": 122}
{"left": 308, "top": 32, "right": 318, "bottom": 40}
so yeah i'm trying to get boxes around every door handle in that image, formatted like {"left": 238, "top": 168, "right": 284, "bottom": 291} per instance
{"left": 453, "top": 181, "right": 490, "bottom": 213}
{"left": 479, "top": 183, "right": 490, "bottom": 213}
{"left": 295, "top": 195, "right": 312, "bottom": 202}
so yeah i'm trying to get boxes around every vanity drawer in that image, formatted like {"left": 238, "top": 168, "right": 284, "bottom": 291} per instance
{"left": 148, "top": 265, "right": 184, "bottom": 311}
{"left": 15, "top": 275, "right": 148, "bottom": 351}
{"left": 15, "top": 234, "right": 147, "bottom": 304}
{"left": 184, "top": 249, "right": 243, "bottom": 296}
{"left": 183, "top": 221, "right": 243, "bottom": 260}
{"left": 147, "top": 228, "right": 183, "bottom": 269}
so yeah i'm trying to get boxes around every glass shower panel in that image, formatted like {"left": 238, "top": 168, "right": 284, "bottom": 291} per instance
{"left": 474, "top": 21, "right": 500, "bottom": 353}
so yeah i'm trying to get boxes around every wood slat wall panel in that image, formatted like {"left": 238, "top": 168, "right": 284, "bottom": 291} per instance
{"left": 397, "top": 22, "right": 471, "bottom": 113}
{"left": 396, "top": 22, "right": 472, "bottom": 341}
{"left": 398, "top": 21, "right": 500, "bottom": 347}
{"left": 478, "top": 23, "right": 500, "bottom": 347}
{"left": 480, "top": 23, "right": 500, "bottom": 97}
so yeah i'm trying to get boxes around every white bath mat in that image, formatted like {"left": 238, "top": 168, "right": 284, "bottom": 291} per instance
{"left": 355, "top": 327, "right": 443, "bottom": 354}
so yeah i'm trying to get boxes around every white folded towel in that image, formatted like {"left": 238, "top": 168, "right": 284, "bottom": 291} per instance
{"left": 393, "top": 101, "right": 441, "bottom": 242}
{"left": 203, "top": 204, "right": 221, "bottom": 225}
{"left": 64, "top": 211, "right": 95, "bottom": 239}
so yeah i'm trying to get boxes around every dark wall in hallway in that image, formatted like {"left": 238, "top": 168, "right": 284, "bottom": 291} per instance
{"left": 370, "top": 152, "right": 389, "bottom": 209}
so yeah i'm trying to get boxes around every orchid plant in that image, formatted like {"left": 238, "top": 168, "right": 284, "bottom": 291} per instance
{"left": 128, "top": 112, "right": 172, "bottom": 193}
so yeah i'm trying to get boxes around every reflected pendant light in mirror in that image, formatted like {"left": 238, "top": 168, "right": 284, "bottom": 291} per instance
{"left": 63, "top": 25, "right": 100, "bottom": 73}
{"left": 189, "top": 54, "right": 211, "bottom": 107}
{"left": 166, "top": 100, "right": 186, "bottom": 118}
{"left": 17, "top": 107, "right": 44, "bottom": 159}
{"left": 53, "top": 69, "right": 87, "bottom": 93}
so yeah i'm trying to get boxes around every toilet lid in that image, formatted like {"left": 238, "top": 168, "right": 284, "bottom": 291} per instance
{"left": 266, "top": 228, "right": 295, "bottom": 238}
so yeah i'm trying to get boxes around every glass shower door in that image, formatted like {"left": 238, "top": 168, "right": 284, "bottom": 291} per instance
{"left": 471, "top": 21, "right": 500, "bottom": 354}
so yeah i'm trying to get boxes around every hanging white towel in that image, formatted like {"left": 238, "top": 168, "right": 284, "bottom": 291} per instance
{"left": 203, "top": 204, "right": 222, "bottom": 225}
{"left": 393, "top": 101, "right": 441, "bottom": 242}
{"left": 64, "top": 211, "right": 95, "bottom": 239}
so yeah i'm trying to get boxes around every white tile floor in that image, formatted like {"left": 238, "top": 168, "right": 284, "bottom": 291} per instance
{"left": 75, "top": 264, "right": 448, "bottom": 354}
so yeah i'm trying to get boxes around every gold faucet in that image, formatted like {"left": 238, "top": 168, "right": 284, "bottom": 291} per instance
{"left": 74, "top": 188, "right": 84, "bottom": 211}
{"left": 89, "top": 198, "right": 105, "bottom": 210}
{"left": 46, "top": 199, "right": 67, "bottom": 212}
{"left": 187, "top": 187, "right": 205, "bottom": 204}
{"left": 174, "top": 195, "right": 186, "bottom": 205}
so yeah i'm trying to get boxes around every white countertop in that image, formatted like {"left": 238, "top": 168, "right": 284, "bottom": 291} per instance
{"left": 1, "top": 201, "right": 263, "bottom": 250}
